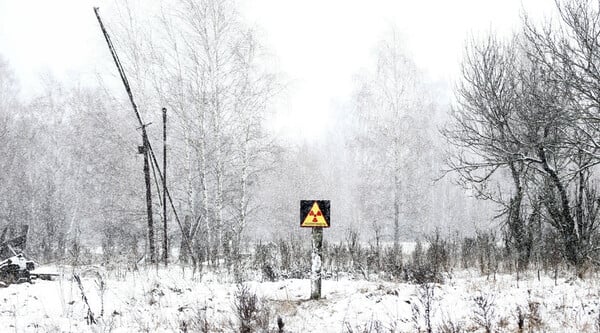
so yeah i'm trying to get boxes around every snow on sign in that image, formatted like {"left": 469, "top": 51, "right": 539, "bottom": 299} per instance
{"left": 300, "top": 200, "right": 330, "bottom": 227}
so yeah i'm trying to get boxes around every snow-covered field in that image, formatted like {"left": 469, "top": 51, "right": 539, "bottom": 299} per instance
{"left": 1, "top": 266, "right": 599, "bottom": 332}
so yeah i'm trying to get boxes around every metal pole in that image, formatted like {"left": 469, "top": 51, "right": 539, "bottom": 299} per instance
{"left": 162, "top": 107, "right": 168, "bottom": 266}
{"left": 310, "top": 227, "right": 323, "bottom": 299}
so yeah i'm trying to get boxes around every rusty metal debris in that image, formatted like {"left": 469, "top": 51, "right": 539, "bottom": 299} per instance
{"left": 0, "top": 226, "right": 57, "bottom": 286}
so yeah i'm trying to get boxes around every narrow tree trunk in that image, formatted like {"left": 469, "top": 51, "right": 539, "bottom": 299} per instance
{"left": 199, "top": 105, "right": 211, "bottom": 266}
{"left": 393, "top": 173, "right": 400, "bottom": 255}
{"left": 538, "top": 146, "right": 579, "bottom": 268}
{"left": 508, "top": 163, "right": 529, "bottom": 271}
{"left": 216, "top": 165, "right": 224, "bottom": 265}
{"left": 162, "top": 107, "right": 168, "bottom": 266}
{"left": 235, "top": 133, "right": 249, "bottom": 266}
{"left": 179, "top": 215, "right": 191, "bottom": 264}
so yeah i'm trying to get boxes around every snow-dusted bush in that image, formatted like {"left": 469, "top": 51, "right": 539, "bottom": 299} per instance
{"left": 233, "top": 283, "right": 270, "bottom": 333}
{"left": 472, "top": 292, "right": 496, "bottom": 333}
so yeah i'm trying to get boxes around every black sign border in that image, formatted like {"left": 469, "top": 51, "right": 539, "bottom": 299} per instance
{"left": 300, "top": 200, "right": 330, "bottom": 228}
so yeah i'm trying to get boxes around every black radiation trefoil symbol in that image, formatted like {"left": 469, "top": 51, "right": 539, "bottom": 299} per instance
{"left": 309, "top": 209, "right": 322, "bottom": 222}
{"left": 300, "top": 200, "right": 329, "bottom": 227}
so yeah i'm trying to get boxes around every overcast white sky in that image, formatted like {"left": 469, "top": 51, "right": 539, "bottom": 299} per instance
{"left": 0, "top": 0, "right": 554, "bottom": 139}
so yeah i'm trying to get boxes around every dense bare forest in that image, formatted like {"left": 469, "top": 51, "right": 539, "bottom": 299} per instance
{"left": 1, "top": 0, "right": 600, "bottom": 331}
{"left": 0, "top": 0, "right": 487, "bottom": 270}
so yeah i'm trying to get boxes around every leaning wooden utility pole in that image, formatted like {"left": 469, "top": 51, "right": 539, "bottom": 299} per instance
{"left": 94, "top": 7, "right": 198, "bottom": 270}
{"left": 93, "top": 7, "right": 159, "bottom": 264}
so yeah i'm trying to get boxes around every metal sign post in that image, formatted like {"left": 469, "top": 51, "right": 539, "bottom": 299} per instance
{"left": 311, "top": 227, "right": 323, "bottom": 299}
{"left": 300, "top": 200, "right": 330, "bottom": 300}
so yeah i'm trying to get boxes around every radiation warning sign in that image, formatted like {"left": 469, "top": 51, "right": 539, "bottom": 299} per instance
{"left": 300, "top": 200, "right": 330, "bottom": 228}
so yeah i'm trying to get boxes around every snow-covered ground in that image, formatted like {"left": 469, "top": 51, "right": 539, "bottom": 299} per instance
{"left": 1, "top": 266, "right": 599, "bottom": 332}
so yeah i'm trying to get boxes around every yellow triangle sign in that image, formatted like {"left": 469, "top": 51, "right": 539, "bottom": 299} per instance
{"left": 301, "top": 201, "right": 329, "bottom": 227}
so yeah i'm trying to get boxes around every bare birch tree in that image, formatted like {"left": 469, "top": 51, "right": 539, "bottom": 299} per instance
{"left": 352, "top": 30, "right": 435, "bottom": 256}
{"left": 109, "top": 0, "right": 279, "bottom": 268}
